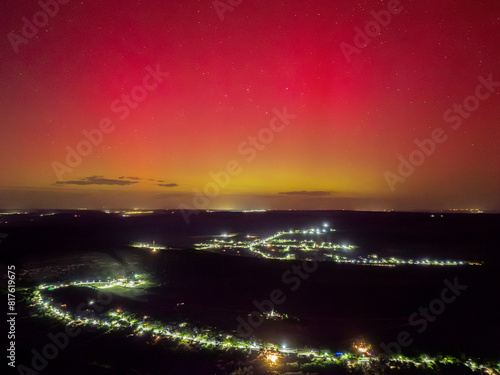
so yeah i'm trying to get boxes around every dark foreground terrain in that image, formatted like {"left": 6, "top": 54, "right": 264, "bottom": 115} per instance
{"left": 1, "top": 210, "right": 499, "bottom": 374}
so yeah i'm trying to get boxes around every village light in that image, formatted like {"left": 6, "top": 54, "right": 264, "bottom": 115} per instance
{"left": 268, "top": 354, "right": 278, "bottom": 364}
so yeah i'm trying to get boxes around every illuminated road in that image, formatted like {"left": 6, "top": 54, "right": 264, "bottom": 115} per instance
{"left": 25, "top": 277, "right": 497, "bottom": 374}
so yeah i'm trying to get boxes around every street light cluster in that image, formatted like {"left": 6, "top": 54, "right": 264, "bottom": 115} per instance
{"left": 24, "top": 277, "right": 497, "bottom": 373}
{"left": 194, "top": 227, "right": 478, "bottom": 266}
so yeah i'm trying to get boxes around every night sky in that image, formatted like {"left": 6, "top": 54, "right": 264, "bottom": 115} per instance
{"left": 1, "top": 0, "right": 499, "bottom": 211}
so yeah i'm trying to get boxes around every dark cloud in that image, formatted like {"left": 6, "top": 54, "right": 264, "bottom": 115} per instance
{"left": 158, "top": 183, "right": 178, "bottom": 187}
{"left": 278, "top": 191, "right": 331, "bottom": 196}
{"left": 119, "top": 176, "right": 166, "bottom": 183}
{"left": 56, "top": 176, "right": 139, "bottom": 186}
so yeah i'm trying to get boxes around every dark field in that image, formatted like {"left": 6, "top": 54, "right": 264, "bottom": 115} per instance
{"left": 1, "top": 210, "right": 499, "bottom": 374}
